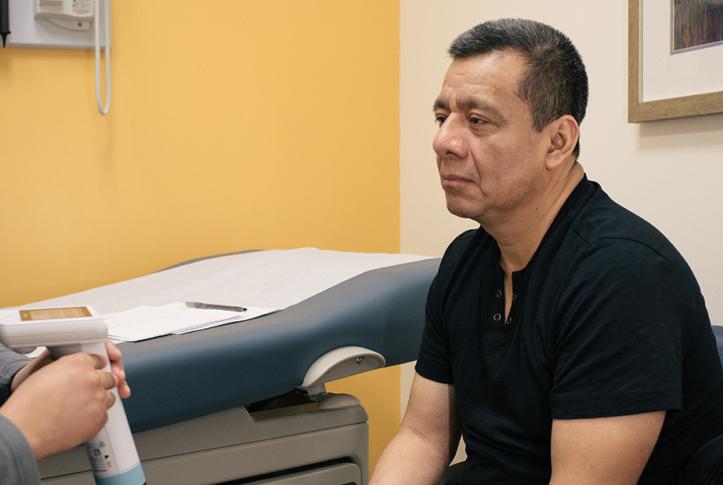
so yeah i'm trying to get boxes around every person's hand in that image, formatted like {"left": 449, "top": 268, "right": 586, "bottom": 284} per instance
{"left": 11, "top": 341, "right": 131, "bottom": 398}
{"left": 0, "top": 352, "right": 118, "bottom": 460}
{"left": 10, "top": 349, "right": 53, "bottom": 393}
{"left": 105, "top": 341, "right": 131, "bottom": 399}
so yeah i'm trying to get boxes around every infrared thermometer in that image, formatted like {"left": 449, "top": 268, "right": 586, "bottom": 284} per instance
{"left": 0, "top": 306, "right": 145, "bottom": 485}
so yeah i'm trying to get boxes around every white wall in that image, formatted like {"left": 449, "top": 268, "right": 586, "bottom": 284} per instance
{"left": 400, "top": 0, "right": 723, "bottom": 417}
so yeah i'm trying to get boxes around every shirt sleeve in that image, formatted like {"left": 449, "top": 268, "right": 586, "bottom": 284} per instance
{"left": 415, "top": 274, "right": 453, "bottom": 384}
{"left": 415, "top": 229, "right": 478, "bottom": 384}
{"left": 549, "top": 240, "right": 688, "bottom": 419}
{"left": 0, "top": 415, "right": 41, "bottom": 485}
{"left": 0, "top": 345, "right": 30, "bottom": 405}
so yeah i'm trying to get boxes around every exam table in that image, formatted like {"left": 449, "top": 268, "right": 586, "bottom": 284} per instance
{"left": 30, "top": 250, "right": 441, "bottom": 485}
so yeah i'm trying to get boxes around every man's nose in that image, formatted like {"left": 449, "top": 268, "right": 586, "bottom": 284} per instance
{"left": 433, "top": 116, "right": 467, "bottom": 160}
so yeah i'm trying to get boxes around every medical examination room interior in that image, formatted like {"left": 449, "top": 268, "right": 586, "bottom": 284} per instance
{"left": 1, "top": 1, "right": 722, "bottom": 484}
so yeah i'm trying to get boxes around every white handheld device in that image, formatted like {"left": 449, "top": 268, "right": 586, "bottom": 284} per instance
{"left": 0, "top": 306, "right": 145, "bottom": 485}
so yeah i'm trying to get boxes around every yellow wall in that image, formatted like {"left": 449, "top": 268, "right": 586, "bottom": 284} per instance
{"left": 0, "top": 0, "right": 399, "bottom": 469}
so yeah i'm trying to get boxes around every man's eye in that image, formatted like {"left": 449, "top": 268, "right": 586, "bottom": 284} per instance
{"left": 469, "top": 116, "right": 486, "bottom": 125}
{"left": 434, "top": 114, "right": 447, "bottom": 126}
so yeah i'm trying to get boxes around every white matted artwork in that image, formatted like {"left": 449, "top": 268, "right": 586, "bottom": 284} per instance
{"left": 628, "top": 0, "right": 723, "bottom": 122}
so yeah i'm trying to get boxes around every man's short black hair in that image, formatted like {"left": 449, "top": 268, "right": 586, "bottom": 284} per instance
{"left": 449, "top": 19, "right": 588, "bottom": 158}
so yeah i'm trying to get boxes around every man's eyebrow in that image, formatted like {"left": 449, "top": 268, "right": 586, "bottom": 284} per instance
{"left": 432, "top": 97, "right": 505, "bottom": 122}
{"left": 433, "top": 99, "right": 448, "bottom": 111}
{"left": 457, "top": 98, "right": 505, "bottom": 121}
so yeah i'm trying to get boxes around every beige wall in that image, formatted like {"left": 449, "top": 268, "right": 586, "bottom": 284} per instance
{"left": 400, "top": 0, "right": 723, "bottom": 416}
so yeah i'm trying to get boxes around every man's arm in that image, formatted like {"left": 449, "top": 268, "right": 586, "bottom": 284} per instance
{"left": 550, "top": 411, "right": 665, "bottom": 485}
{"left": 370, "top": 372, "right": 459, "bottom": 485}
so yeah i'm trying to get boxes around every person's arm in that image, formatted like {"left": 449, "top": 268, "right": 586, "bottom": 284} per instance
{"left": 548, "top": 241, "right": 689, "bottom": 484}
{"left": 0, "top": 345, "right": 30, "bottom": 404}
{"left": 0, "top": 347, "right": 39, "bottom": 483}
{"left": 370, "top": 372, "right": 459, "bottom": 485}
{"left": 550, "top": 412, "right": 664, "bottom": 485}
{"left": 0, "top": 341, "right": 129, "bottom": 484}
{"left": 0, "top": 414, "right": 41, "bottom": 484}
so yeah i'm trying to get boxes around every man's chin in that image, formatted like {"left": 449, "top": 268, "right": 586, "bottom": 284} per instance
{"left": 445, "top": 200, "right": 481, "bottom": 221}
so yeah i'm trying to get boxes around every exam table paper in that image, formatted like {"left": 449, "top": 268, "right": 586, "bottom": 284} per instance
{"left": 105, "top": 302, "right": 277, "bottom": 342}
{"left": 17, "top": 248, "right": 432, "bottom": 314}
{"left": 14, "top": 248, "right": 432, "bottom": 344}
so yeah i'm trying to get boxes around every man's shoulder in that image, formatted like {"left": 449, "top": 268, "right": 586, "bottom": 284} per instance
{"left": 569, "top": 187, "right": 683, "bottom": 266}
{"left": 555, "top": 187, "right": 699, "bottom": 296}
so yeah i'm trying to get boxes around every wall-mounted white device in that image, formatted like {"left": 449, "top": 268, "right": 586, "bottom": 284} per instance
{"left": 7, "top": 0, "right": 106, "bottom": 48}
{"left": 0, "top": 306, "right": 145, "bottom": 485}
{"left": 7, "top": 0, "right": 112, "bottom": 116}
{"left": 35, "top": 0, "right": 94, "bottom": 31}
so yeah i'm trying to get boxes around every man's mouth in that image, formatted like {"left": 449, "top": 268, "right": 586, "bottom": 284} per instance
{"left": 441, "top": 175, "right": 473, "bottom": 188}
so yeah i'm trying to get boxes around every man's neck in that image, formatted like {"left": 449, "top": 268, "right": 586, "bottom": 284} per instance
{"left": 489, "top": 163, "right": 584, "bottom": 275}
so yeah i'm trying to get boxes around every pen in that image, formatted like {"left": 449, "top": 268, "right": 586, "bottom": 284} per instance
{"left": 0, "top": 0, "right": 10, "bottom": 48}
{"left": 186, "top": 301, "right": 247, "bottom": 312}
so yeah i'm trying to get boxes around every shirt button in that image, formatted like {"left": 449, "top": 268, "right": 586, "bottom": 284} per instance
{"left": 496, "top": 289, "right": 502, "bottom": 298}
{"left": 493, "top": 313, "right": 502, "bottom": 322}
{"left": 512, "top": 293, "right": 517, "bottom": 301}
{"left": 505, "top": 316, "right": 512, "bottom": 326}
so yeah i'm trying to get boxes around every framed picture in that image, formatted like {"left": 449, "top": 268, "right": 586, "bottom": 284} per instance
{"left": 628, "top": 0, "right": 723, "bottom": 122}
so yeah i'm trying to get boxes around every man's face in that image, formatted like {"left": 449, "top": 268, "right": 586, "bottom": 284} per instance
{"left": 432, "top": 50, "right": 550, "bottom": 224}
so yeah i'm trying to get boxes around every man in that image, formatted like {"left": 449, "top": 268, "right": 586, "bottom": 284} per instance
{"left": 0, "top": 342, "right": 129, "bottom": 483}
{"left": 371, "top": 19, "right": 723, "bottom": 485}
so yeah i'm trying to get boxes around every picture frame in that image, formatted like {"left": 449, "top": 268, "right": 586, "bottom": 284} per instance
{"left": 628, "top": 0, "right": 723, "bottom": 122}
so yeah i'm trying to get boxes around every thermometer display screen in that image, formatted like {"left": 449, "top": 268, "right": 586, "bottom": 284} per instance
{"left": 20, "top": 307, "right": 92, "bottom": 321}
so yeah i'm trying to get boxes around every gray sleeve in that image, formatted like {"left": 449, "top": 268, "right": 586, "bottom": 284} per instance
{"left": 0, "top": 344, "right": 30, "bottom": 404}
{"left": 0, "top": 415, "right": 41, "bottom": 484}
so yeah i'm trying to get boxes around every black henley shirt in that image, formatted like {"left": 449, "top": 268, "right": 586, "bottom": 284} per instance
{"left": 416, "top": 177, "right": 723, "bottom": 484}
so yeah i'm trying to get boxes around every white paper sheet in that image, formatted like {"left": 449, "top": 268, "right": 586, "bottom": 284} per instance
{"left": 104, "top": 302, "right": 277, "bottom": 341}
{"left": 18, "top": 248, "right": 432, "bottom": 314}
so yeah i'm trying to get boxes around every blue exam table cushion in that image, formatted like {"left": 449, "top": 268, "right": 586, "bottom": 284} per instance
{"left": 119, "top": 258, "right": 441, "bottom": 431}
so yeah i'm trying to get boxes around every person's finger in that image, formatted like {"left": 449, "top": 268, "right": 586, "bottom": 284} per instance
{"left": 88, "top": 353, "right": 108, "bottom": 370}
{"left": 34, "top": 349, "right": 54, "bottom": 366}
{"left": 101, "top": 371, "right": 117, "bottom": 390}
{"left": 25, "top": 350, "right": 54, "bottom": 374}
{"left": 105, "top": 341, "right": 122, "bottom": 362}
{"left": 106, "top": 342, "right": 126, "bottom": 383}
{"left": 118, "top": 382, "right": 132, "bottom": 399}
{"left": 110, "top": 361, "right": 126, "bottom": 381}
{"left": 105, "top": 391, "right": 117, "bottom": 409}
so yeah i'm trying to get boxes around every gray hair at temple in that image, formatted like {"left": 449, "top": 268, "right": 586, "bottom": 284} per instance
{"left": 449, "top": 19, "right": 588, "bottom": 159}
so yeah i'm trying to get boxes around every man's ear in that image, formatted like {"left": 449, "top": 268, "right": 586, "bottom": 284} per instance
{"left": 545, "top": 115, "right": 579, "bottom": 170}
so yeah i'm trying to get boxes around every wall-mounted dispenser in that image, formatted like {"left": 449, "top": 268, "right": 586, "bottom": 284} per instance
{"left": 34, "top": 0, "right": 94, "bottom": 31}
{"left": 4, "top": 0, "right": 112, "bottom": 116}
